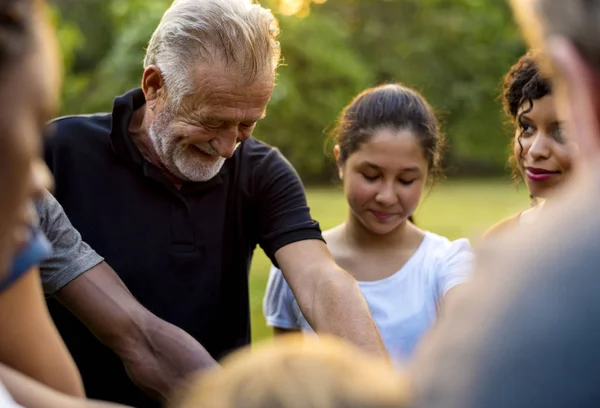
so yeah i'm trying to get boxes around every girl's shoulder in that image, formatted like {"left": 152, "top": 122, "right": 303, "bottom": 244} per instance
{"left": 418, "top": 231, "right": 473, "bottom": 260}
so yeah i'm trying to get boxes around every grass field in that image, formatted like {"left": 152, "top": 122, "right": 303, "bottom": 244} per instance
{"left": 249, "top": 179, "right": 530, "bottom": 342}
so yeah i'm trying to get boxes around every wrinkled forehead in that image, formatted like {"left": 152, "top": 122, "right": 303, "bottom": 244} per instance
{"left": 176, "top": 62, "right": 274, "bottom": 118}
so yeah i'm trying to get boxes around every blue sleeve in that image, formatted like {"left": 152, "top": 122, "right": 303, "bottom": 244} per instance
{"left": 435, "top": 238, "right": 474, "bottom": 299}
{"left": 0, "top": 228, "right": 52, "bottom": 293}
{"left": 263, "top": 264, "right": 301, "bottom": 329}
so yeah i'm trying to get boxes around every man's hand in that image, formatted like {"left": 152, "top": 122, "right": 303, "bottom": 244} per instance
{"left": 274, "top": 239, "right": 387, "bottom": 358}
{"left": 56, "top": 262, "right": 218, "bottom": 401}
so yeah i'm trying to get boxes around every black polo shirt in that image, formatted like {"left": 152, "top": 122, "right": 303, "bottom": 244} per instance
{"left": 44, "top": 88, "right": 322, "bottom": 408}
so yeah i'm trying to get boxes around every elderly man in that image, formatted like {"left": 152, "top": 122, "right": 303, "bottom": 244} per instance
{"left": 45, "top": 1, "right": 384, "bottom": 407}
{"left": 411, "top": 1, "right": 600, "bottom": 408}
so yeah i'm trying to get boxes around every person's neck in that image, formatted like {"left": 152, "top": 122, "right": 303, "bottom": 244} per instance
{"left": 128, "top": 105, "right": 184, "bottom": 188}
{"left": 521, "top": 197, "right": 547, "bottom": 224}
{"left": 343, "top": 212, "right": 413, "bottom": 252}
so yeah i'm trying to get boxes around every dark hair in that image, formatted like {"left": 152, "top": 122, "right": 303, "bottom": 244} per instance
{"left": 502, "top": 52, "right": 553, "bottom": 182}
{"left": 332, "top": 83, "right": 444, "bottom": 180}
{"left": 0, "top": 0, "right": 35, "bottom": 76}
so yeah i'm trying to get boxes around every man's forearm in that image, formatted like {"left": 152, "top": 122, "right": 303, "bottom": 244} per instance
{"left": 310, "top": 267, "right": 387, "bottom": 357}
{"left": 116, "top": 312, "right": 218, "bottom": 401}
{"left": 55, "top": 264, "right": 217, "bottom": 402}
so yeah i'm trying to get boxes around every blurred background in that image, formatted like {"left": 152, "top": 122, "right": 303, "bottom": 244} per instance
{"left": 49, "top": 0, "right": 530, "bottom": 341}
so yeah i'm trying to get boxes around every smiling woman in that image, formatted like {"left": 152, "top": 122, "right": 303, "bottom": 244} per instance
{"left": 263, "top": 84, "right": 474, "bottom": 365}
{"left": 486, "top": 52, "right": 576, "bottom": 236}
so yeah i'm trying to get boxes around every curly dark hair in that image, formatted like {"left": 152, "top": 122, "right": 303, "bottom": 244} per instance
{"left": 502, "top": 52, "right": 553, "bottom": 183}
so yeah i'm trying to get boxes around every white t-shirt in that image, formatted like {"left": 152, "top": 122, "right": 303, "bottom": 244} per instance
{"left": 0, "top": 381, "right": 23, "bottom": 408}
{"left": 263, "top": 231, "right": 474, "bottom": 363}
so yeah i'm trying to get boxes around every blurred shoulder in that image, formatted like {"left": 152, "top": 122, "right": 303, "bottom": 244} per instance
{"left": 483, "top": 212, "right": 522, "bottom": 240}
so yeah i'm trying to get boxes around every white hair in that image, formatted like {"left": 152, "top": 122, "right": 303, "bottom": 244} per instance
{"left": 144, "top": 0, "right": 281, "bottom": 103}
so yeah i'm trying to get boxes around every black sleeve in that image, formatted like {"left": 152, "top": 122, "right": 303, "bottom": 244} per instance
{"left": 251, "top": 146, "right": 323, "bottom": 265}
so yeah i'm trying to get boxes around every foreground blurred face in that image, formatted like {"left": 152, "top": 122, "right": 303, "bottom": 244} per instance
{"left": 514, "top": 95, "right": 574, "bottom": 199}
{"left": 147, "top": 64, "right": 274, "bottom": 182}
{"left": 0, "top": 1, "right": 60, "bottom": 275}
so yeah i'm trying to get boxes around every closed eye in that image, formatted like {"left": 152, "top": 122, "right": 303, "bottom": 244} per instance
{"left": 399, "top": 179, "right": 416, "bottom": 185}
{"left": 362, "top": 174, "right": 378, "bottom": 182}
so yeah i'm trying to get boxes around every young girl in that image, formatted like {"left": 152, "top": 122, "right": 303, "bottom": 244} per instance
{"left": 487, "top": 52, "right": 575, "bottom": 235}
{"left": 263, "top": 84, "right": 473, "bottom": 363}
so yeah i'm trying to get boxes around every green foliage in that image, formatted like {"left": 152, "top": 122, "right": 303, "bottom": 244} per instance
{"left": 54, "top": 0, "right": 526, "bottom": 180}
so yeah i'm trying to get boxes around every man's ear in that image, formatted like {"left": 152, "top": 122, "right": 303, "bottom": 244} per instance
{"left": 141, "top": 65, "right": 166, "bottom": 110}
{"left": 546, "top": 36, "right": 600, "bottom": 164}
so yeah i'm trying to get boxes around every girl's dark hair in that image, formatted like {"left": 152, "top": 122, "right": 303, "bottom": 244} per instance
{"left": 0, "top": 0, "right": 35, "bottom": 75}
{"left": 502, "top": 52, "right": 553, "bottom": 181}
{"left": 332, "top": 83, "right": 445, "bottom": 181}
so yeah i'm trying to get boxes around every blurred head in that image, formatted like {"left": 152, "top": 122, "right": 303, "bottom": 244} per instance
{"left": 510, "top": 0, "right": 600, "bottom": 168}
{"left": 0, "top": 0, "right": 60, "bottom": 276}
{"left": 172, "top": 334, "right": 409, "bottom": 408}
{"left": 503, "top": 52, "right": 574, "bottom": 199}
{"left": 140, "top": 0, "right": 280, "bottom": 182}
{"left": 332, "top": 84, "right": 444, "bottom": 236}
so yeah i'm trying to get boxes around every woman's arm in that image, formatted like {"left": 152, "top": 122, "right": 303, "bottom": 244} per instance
{"left": 0, "top": 363, "right": 130, "bottom": 408}
{"left": 0, "top": 267, "right": 84, "bottom": 397}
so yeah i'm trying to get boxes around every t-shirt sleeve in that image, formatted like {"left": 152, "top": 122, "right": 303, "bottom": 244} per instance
{"left": 252, "top": 146, "right": 323, "bottom": 264}
{"left": 263, "top": 264, "right": 301, "bottom": 330}
{"left": 35, "top": 190, "right": 104, "bottom": 295}
{"left": 435, "top": 238, "right": 474, "bottom": 299}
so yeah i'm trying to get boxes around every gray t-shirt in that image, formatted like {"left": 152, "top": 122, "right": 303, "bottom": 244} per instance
{"left": 35, "top": 191, "right": 104, "bottom": 295}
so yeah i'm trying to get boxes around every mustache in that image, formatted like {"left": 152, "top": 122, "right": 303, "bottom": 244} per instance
{"left": 188, "top": 141, "right": 242, "bottom": 157}
{"left": 190, "top": 142, "right": 219, "bottom": 156}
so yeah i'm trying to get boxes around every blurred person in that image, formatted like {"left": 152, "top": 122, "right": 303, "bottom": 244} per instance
{"left": 170, "top": 334, "right": 408, "bottom": 408}
{"left": 264, "top": 84, "right": 473, "bottom": 365}
{"left": 486, "top": 51, "right": 574, "bottom": 236}
{"left": 410, "top": 1, "right": 600, "bottom": 407}
{"left": 43, "top": 0, "right": 384, "bottom": 406}
{"left": 0, "top": 0, "right": 84, "bottom": 398}
{"left": 0, "top": 0, "right": 133, "bottom": 407}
